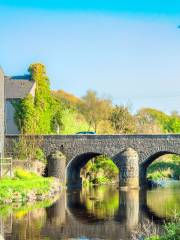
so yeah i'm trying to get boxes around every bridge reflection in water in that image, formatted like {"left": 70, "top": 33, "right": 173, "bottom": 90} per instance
{"left": 2, "top": 184, "right": 180, "bottom": 240}
{"left": 42, "top": 186, "right": 177, "bottom": 240}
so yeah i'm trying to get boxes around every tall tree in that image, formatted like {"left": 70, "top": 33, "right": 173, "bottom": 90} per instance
{"left": 109, "top": 105, "right": 135, "bottom": 134}
{"left": 79, "top": 90, "right": 112, "bottom": 132}
{"left": 135, "top": 108, "right": 168, "bottom": 134}
{"left": 51, "top": 89, "right": 81, "bottom": 110}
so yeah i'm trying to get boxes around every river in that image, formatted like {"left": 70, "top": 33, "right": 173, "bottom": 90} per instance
{"left": 1, "top": 182, "right": 180, "bottom": 240}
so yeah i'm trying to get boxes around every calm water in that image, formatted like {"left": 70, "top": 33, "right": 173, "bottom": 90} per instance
{"left": 1, "top": 182, "right": 180, "bottom": 240}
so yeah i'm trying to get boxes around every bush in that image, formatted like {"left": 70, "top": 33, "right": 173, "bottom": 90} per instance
{"left": 14, "top": 168, "right": 38, "bottom": 180}
{"left": 161, "top": 221, "right": 180, "bottom": 240}
{"left": 35, "top": 148, "right": 46, "bottom": 163}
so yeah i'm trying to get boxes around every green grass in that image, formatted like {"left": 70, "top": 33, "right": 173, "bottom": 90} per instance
{"left": 0, "top": 168, "right": 55, "bottom": 204}
{"left": 147, "top": 157, "right": 180, "bottom": 181}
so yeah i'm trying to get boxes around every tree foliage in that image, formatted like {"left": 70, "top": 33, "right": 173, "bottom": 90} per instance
{"left": 135, "top": 108, "right": 180, "bottom": 134}
{"left": 51, "top": 89, "right": 81, "bottom": 110}
{"left": 109, "top": 105, "right": 136, "bottom": 134}
{"left": 81, "top": 155, "right": 119, "bottom": 184}
{"left": 79, "top": 90, "right": 112, "bottom": 132}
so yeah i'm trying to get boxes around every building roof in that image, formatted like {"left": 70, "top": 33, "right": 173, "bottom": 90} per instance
{"left": 5, "top": 76, "right": 36, "bottom": 99}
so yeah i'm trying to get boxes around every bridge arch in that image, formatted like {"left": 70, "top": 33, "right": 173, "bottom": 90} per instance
{"left": 66, "top": 152, "right": 108, "bottom": 187}
{"left": 140, "top": 149, "right": 180, "bottom": 185}
{"left": 66, "top": 148, "right": 140, "bottom": 189}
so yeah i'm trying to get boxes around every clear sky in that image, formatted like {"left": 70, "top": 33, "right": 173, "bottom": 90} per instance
{"left": 1, "top": 0, "right": 180, "bottom": 113}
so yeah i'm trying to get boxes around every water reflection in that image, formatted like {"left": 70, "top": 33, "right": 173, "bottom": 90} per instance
{"left": 80, "top": 186, "right": 119, "bottom": 219}
{"left": 147, "top": 184, "right": 180, "bottom": 219}
{"left": 0, "top": 183, "right": 179, "bottom": 240}
{"left": 115, "top": 189, "right": 139, "bottom": 229}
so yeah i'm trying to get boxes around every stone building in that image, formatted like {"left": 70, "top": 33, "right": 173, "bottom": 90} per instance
{"left": 0, "top": 67, "right": 36, "bottom": 156}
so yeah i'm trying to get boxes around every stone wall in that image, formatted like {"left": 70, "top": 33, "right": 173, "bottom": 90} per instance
{"left": 0, "top": 68, "right": 4, "bottom": 157}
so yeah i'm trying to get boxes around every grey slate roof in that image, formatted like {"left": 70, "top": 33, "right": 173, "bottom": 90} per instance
{"left": 5, "top": 76, "right": 36, "bottom": 99}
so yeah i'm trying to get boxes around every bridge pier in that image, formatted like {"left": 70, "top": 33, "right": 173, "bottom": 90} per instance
{"left": 47, "top": 151, "right": 66, "bottom": 185}
{"left": 119, "top": 148, "right": 139, "bottom": 189}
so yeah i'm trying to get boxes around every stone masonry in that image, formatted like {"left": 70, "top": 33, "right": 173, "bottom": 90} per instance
{"left": 5, "top": 134, "right": 180, "bottom": 188}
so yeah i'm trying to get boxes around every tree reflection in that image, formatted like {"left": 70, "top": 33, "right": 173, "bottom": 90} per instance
{"left": 80, "top": 185, "right": 119, "bottom": 219}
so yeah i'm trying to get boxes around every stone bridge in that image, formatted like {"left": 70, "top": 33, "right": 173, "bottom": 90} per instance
{"left": 5, "top": 134, "right": 180, "bottom": 188}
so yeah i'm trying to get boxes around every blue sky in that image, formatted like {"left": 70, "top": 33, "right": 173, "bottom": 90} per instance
{"left": 1, "top": 1, "right": 180, "bottom": 113}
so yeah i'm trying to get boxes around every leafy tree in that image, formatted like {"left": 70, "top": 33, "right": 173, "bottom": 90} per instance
{"left": 135, "top": 108, "right": 164, "bottom": 134}
{"left": 109, "top": 105, "right": 136, "bottom": 134}
{"left": 52, "top": 89, "right": 81, "bottom": 110}
{"left": 97, "top": 120, "right": 114, "bottom": 134}
{"left": 165, "top": 115, "right": 180, "bottom": 133}
{"left": 79, "top": 90, "right": 112, "bottom": 132}
{"left": 136, "top": 108, "right": 180, "bottom": 134}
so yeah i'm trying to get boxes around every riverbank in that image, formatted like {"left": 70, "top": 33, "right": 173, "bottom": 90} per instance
{"left": 0, "top": 168, "right": 61, "bottom": 204}
{"left": 147, "top": 157, "right": 180, "bottom": 181}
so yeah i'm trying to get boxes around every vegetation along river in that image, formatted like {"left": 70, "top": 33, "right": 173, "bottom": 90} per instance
{"left": 0, "top": 182, "right": 180, "bottom": 240}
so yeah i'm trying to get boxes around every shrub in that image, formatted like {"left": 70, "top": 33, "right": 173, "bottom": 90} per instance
{"left": 35, "top": 148, "right": 46, "bottom": 163}
{"left": 14, "top": 168, "right": 38, "bottom": 180}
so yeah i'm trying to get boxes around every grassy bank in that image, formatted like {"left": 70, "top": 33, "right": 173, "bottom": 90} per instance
{"left": 0, "top": 168, "right": 60, "bottom": 204}
{"left": 147, "top": 156, "right": 180, "bottom": 181}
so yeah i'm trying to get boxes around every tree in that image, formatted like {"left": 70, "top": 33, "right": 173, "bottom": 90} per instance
{"left": 51, "top": 89, "right": 81, "bottom": 110}
{"left": 109, "top": 105, "right": 135, "bottom": 134}
{"left": 135, "top": 108, "right": 164, "bottom": 134}
{"left": 166, "top": 115, "right": 180, "bottom": 133}
{"left": 78, "top": 90, "right": 112, "bottom": 132}
{"left": 135, "top": 108, "right": 180, "bottom": 134}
